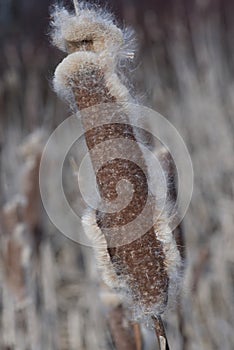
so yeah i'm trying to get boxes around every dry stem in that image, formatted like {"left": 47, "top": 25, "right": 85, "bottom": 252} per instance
{"left": 152, "top": 315, "right": 170, "bottom": 350}
{"left": 133, "top": 323, "right": 143, "bottom": 350}
{"left": 73, "top": 0, "right": 79, "bottom": 15}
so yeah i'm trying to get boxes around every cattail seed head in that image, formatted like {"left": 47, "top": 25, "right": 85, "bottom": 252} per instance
{"left": 50, "top": 3, "right": 183, "bottom": 324}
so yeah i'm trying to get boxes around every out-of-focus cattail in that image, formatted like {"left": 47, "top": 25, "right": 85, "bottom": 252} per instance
{"left": 50, "top": 2, "right": 183, "bottom": 347}
{"left": 1, "top": 130, "right": 45, "bottom": 299}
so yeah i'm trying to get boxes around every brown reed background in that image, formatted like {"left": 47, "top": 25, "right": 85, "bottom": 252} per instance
{"left": 0, "top": 0, "right": 234, "bottom": 349}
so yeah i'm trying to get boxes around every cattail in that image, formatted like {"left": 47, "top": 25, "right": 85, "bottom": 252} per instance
{"left": 1, "top": 130, "right": 45, "bottom": 299}
{"left": 50, "top": 1, "right": 183, "bottom": 347}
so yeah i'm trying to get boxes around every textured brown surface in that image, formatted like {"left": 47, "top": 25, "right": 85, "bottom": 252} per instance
{"left": 72, "top": 66, "right": 169, "bottom": 311}
{"left": 108, "top": 227, "right": 168, "bottom": 310}
{"left": 72, "top": 66, "right": 116, "bottom": 110}
{"left": 96, "top": 158, "right": 148, "bottom": 227}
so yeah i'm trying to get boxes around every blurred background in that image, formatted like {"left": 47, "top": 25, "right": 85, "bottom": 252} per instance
{"left": 0, "top": 0, "right": 234, "bottom": 349}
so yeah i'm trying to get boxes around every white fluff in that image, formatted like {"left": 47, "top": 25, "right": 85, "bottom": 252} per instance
{"left": 81, "top": 208, "right": 120, "bottom": 288}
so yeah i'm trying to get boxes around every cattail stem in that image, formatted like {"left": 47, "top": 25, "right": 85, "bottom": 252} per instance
{"left": 133, "top": 323, "right": 143, "bottom": 350}
{"left": 73, "top": 0, "right": 79, "bottom": 15}
{"left": 108, "top": 305, "right": 136, "bottom": 350}
{"left": 152, "top": 315, "right": 170, "bottom": 350}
